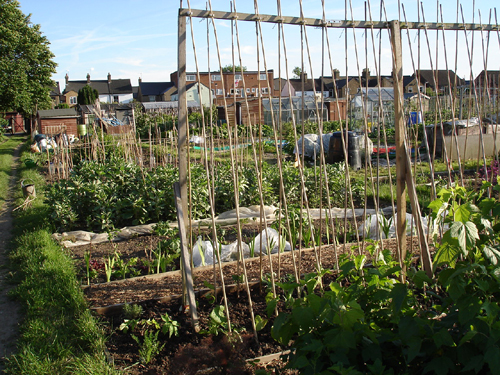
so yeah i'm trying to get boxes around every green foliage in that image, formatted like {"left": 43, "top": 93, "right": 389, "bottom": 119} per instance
{"left": 292, "top": 66, "right": 302, "bottom": 79}
{"left": 271, "top": 206, "right": 500, "bottom": 375}
{"left": 77, "top": 85, "right": 99, "bottom": 105}
{"left": 45, "top": 154, "right": 363, "bottom": 233}
{"left": 161, "top": 313, "right": 180, "bottom": 338}
{"left": 0, "top": 0, "right": 57, "bottom": 113}
{"left": 221, "top": 64, "right": 247, "bottom": 73}
{"left": 429, "top": 183, "right": 500, "bottom": 269}
{"left": 153, "top": 229, "right": 181, "bottom": 274}
{"left": 123, "top": 303, "right": 143, "bottom": 320}
{"left": 132, "top": 330, "right": 164, "bottom": 364}
{"left": 134, "top": 109, "right": 176, "bottom": 138}
{"left": 200, "top": 305, "right": 229, "bottom": 336}
{"left": 56, "top": 103, "right": 70, "bottom": 109}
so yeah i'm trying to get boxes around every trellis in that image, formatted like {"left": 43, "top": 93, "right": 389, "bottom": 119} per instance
{"left": 176, "top": 0, "right": 499, "bottom": 334}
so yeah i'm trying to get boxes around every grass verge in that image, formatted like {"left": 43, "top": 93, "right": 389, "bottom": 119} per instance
{"left": 5, "top": 139, "right": 117, "bottom": 374}
{"left": 0, "top": 136, "right": 25, "bottom": 204}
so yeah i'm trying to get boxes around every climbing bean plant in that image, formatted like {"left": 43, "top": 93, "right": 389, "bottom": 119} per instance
{"left": 270, "top": 183, "right": 500, "bottom": 374}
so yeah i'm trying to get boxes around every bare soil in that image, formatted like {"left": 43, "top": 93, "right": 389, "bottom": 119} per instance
{"left": 85, "top": 236, "right": 422, "bottom": 374}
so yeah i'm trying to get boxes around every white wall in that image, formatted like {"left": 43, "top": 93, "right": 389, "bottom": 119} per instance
{"left": 98, "top": 93, "right": 133, "bottom": 104}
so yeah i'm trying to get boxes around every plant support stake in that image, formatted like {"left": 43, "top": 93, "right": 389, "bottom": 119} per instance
{"left": 174, "top": 182, "right": 199, "bottom": 332}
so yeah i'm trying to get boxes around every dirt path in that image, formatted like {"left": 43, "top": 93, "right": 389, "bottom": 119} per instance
{"left": 0, "top": 143, "right": 22, "bottom": 370}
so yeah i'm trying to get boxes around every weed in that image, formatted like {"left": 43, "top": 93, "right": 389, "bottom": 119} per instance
{"left": 132, "top": 330, "right": 165, "bottom": 364}
{"left": 161, "top": 313, "right": 180, "bottom": 338}
{"left": 123, "top": 303, "right": 143, "bottom": 320}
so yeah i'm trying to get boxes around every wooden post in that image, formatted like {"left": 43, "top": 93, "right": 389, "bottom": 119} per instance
{"left": 174, "top": 182, "right": 199, "bottom": 331}
{"left": 390, "top": 20, "right": 407, "bottom": 277}
{"left": 178, "top": 8, "right": 189, "bottom": 228}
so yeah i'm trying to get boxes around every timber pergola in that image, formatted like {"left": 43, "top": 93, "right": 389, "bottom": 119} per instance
{"left": 177, "top": 5, "right": 498, "bottom": 280}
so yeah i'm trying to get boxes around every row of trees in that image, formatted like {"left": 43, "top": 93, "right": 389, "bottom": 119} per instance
{"left": 0, "top": 0, "right": 57, "bottom": 114}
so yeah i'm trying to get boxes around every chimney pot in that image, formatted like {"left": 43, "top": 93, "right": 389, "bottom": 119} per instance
{"left": 86, "top": 73, "right": 90, "bottom": 84}
{"left": 65, "top": 73, "right": 69, "bottom": 84}
{"left": 107, "top": 73, "right": 111, "bottom": 84}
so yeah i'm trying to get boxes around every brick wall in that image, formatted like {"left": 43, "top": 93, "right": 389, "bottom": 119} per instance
{"left": 39, "top": 118, "right": 78, "bottom": 136}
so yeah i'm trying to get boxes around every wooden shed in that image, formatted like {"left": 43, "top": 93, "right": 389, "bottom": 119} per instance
{"left": 37, "top": 108, "right": 79, "bottom": 136}
{"left": 3, "top": 112, "right": 25, "bottom": 133}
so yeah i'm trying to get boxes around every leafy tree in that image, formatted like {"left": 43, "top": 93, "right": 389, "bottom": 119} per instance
{"left": 221, "top": 65, "right": 247, "bottom": 73}
{"left": 77, "top": 85, "right": 99, "bottom": 105}
{"left": 56, "top": 103, "right": 70, "bottom": 109}
{"left": 0, "top": 0, "right": 57, "bottom": 113}
{"left": 292, "top": 66, "right": 302, "bottom": 79}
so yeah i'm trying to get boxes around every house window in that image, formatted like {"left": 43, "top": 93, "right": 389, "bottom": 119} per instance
{"left": 230, "top": 89, "right": 234, "bottom": 95}
{"left": 236, "top": 89, "right": 242, "bottom": 96}
{"left": 260, "top": 73, "right": 267, "bottom": 80}
{"left": 246, "top": 88, "right": 250, "bottom": 93}
{"left": 113, "top": 95, "right": 119, "bottom": 103}
{"left": 235, "top": 74, "right": 242, "bottom": 80}
{"left": 216, "top": 89, "right": 223, "bottom": 95}
{"left": 211, "top": 89, "right": 215, "bottom": 96}
{"left": 407, "top": 86, "right": 414, "bottom": 93}
{"left": 69, "top": 96, "right": 77, "bottom": 104}
{"left": 261, "top": 87, "right": 269, "bottom": 94}
{"left": 149, "top": 95, "right": 156, "bottom": 102}
{"left": 251, "top": 88, "right": 256, "bottom": 93}
{"left": 419, "top": 86, "right": 424, "bottom": 93}
{"left": 212, "top": 75, "right": 221, "bottom": 81}
{"left": 186, "top": 75, "right": 196, "bottom": 81}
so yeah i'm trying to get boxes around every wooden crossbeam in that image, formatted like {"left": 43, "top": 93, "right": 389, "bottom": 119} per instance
{"left": 179, "top": 8, "right": 499, "bottom": 31}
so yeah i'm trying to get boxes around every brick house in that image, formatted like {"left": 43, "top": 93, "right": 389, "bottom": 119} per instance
{"left": 62, "top": 73, "right": 133, "bottom": 107}
{"left": 170, "top": 70, "right": 275, "bottom": 106}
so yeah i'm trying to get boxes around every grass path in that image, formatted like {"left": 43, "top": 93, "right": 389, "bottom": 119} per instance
{"left": 0, "top": 136, "right": 23, "bottom": 370}
{"left": 0, "top": 137, "right": 117, "bottom": 374}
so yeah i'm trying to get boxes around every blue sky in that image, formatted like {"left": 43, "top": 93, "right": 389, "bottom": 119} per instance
{"left": 19, "top": 0, "right": 499, "bottom": 89}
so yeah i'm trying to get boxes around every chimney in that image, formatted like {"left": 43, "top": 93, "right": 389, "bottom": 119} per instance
{"left": 107, "top": 73, "right": 111, "bottom": 84}
{"left": 363, "top": 68, "right": 370, "bottom": 82}
{"left": 86, "top": 73, "right": 90, "bottom": 84}
{"left": 65, "top": 73, "right": 69, "bottom": 84}
{"left": 300, "top": 72, "right": 308, "bottom": 81}
{"left": 333, "top": 69, "right": 340, "bottom": 80}
{"left": 138, "top": 77, "right": 142, "bottom": 84}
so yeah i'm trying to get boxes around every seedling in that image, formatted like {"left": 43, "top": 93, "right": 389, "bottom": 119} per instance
{"left": 132, "top": 330, "right": 164, "bottom": 364}
{"left": 161, "top": 313, "right": 180, "bottom": 338}
{"left": 123, "top": 303, "right": 143, "bottom": 320}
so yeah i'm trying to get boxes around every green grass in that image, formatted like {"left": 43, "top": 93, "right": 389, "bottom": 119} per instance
{"left": 0, "top": 136, "right": 24, "bottom": 204}
{"left": 5, "top": 140, "right": 117, "bottom": 375}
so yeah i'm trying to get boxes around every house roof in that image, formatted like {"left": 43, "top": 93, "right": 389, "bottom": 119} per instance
{"left": 274, "top": 78, "right": 287, "bottom": 91}
{"left": 170, "top": 82, "right": 208, "bottom": 96}
{"left": 63, "top": 79, "right": 133, "bottom": 96}
{"left": 416, "top": 70, "right": 465, "bottom": 88}
{"left": 50, "top": 82, "right": 61, "bottom": 96}
{"left": 288, "top": 78, "right": 321, "bottom": 92}
{"left": 403, "top": 75, "right": 415, "bottom": 87}
{"left": 38, "top": 108, "right": 79, "bottom": 118}
{"left": 139, "top": 82, "right": 176, "bottom": 96}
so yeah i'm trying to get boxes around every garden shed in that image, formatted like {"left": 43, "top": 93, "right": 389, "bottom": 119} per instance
{"left": 3, "top": 111, "right": 25, "bottom": 133}
{"left": 37, "top": 108, "right": 79, "bottom": 136}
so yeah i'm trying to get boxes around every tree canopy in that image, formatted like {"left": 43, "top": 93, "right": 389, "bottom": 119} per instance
{"left": 77, "top": 85, "right": 99, "bottom": 105}
{"left": 292, "top": 67, "right": 303, "bottom": 79}
{"left": 221, "top": 65, "right": 247, "bottom": 73}
{"left": 0, "top": 0, "right": 57, "bottom": 113}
